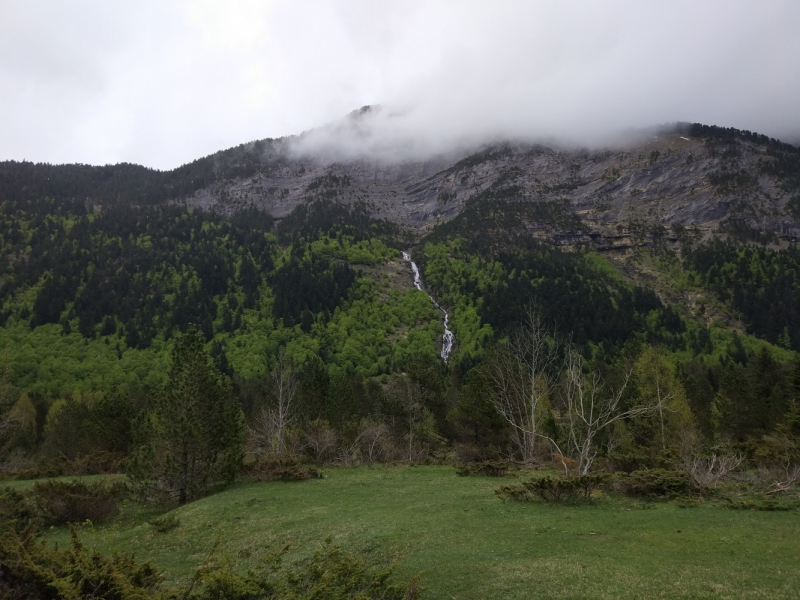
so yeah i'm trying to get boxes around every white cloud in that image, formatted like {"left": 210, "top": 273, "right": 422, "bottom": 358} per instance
{"left": 1, "top": 0, "right": 799, "bottom": 169}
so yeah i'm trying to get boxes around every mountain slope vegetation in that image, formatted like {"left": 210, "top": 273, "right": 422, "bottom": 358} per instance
{"left": 0, "top": 121, "right": 798, "bottom": 505}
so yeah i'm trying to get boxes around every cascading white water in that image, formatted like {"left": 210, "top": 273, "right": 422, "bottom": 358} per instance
{"left": 402, "top": 251, "right": 456, "bottom": 362}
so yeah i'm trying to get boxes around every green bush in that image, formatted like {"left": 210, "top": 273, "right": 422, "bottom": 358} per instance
{"left": 495, "top": 474, "right": 610, "bottom": 503}
{"left": 242, "top": 457, "right": 323, "bottom": 482}
{"left": 148, "top": 512, "right": 181, "bottom": 533}
{"left": 32, "top": 479, "right": 128, "bottom": 526}
{"left": 456, "top": 460, "right": 510, "bottom": 477}
{"left": 0, "top": 487, "right": 40, "bottom": 534}
{"left": 724, "top": 497, "right": 800, "bottom": 511}
{"left": 171, "top": 538, "right": 424, "bottom": 600}
{"left": 614, "top": 469, "right": 695, "bottom": 498}
{"left": 0, "top": 526, "right": 162, "bottom": 600}
{"left": 0, "top": 452, "right": 126, "bottom": 481}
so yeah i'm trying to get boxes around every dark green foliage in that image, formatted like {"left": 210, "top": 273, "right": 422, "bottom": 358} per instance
{"left": 0, "top": 487, "right": 39, "bottom": 534}
{"left": 495, "top": 475, "right": 609, "bottom": 502}
{"left": 31, "top": 479, "right": 127, "bottom": 526}
{"left": 271, "top": 248, "right": 356, "bottom": 328}
{"left": 1, "top": 202, "right": 275, "bottom": 347}
{"left": 171, "top": 539, "right": 423, "bottom": 600}
{"left": 0, "top": 138, "right": 279, "bottom": 208}
{"left": 276, "top": 198, "right": 401, "bottom": 247}
{"left": 685, "top": 239, "right": 800, "bottom": 350}
{"left": 128, "top": 327, "right": 244, "bottom": 505}
{"left": 604, "top": 450, "right": 672, "bottom": 474}
{"left": 242, "top": 457, "right": 322, "bottom": 482}
{"left": 456, "top": 460, "right": 509, "bottom": 477}
{"left": 723, "top": 497, "right": 800, "bottom": 511}
{"left": 614, "top": 469, "right": 695, "bottom": 498}
{"left": 0, "top": 526, "right": 162, "bottom": 600}
{"left": 418, "top": 237, "right": 684, "bottom": 360}
{"left": 0, "top": 452, "right": 126, "bottom": 481}
{"left": 43, "top": 394, "right": 135, "bottom": 460}
{"left": 787, "top": 196, "right": 800, "bottom": 220}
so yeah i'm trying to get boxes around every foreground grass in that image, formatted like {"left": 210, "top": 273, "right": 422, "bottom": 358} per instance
{"left": 36, "top": 466, "right": 800, "bottom": 599}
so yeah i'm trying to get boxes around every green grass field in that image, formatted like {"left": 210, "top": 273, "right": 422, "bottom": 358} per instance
{"left": 24, "top": 466, "right": 800, "bottom": 599}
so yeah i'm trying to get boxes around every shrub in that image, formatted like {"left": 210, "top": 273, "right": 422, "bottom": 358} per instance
{"left": 456, "top": 460, "right": 510, "bottom": 477}
{"left": 148, "top": 512, "right": 181, "bottom": 533}
{"left": 495, "top": 474, "right": 610, "bottom": 502}
{"left": 603, "top": 450, "right": 672, "bottom": 473}
{"left": 241, "top": 457, "right": 322, "bottom": 482}
{"left": 174, "top": 538, "right": 424, "bottom": 600}
{"left": 0, "top": 452, "right": 126, "bottom": 481}
{"left": 0, "top": 487, "right": 39, "bottom": 534}
{"left": 724, "top": 497, "right": 800, "bottom": 511}
{"left": 32, "top": 479, "right": 128, "bottom": 526}
{"left": 0, "top": 526, "right": 162, "bottom": 600}
{"left": 614, "top": 469, "right": 695, "bottom": 498}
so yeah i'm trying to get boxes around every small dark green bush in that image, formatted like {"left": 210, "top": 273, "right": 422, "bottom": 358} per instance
{"left": 0, "top": 452, "right": 126, "bottom": 481}
{"left": 496, "top": 474, "right": 610, "bottom": 503}
{"left": 32, "top": 479, "right": 128, "bottom": 525}
{"left": 673, "top": 497, "right": 703, "bottom": 508}
{"left": 604, "top": 450, "right": 673, "bottom": 473}
{"left": 724, "top": 497, "right": 800, "bottom": 511}
{"left": 615, "top": 469, "right": 694, "bottom": 498}
{"left": 242, "top": 458, "right": 322, "bottom": 482}
{"left": 456, "top": 460, "right": 510, "bottom": 477}
{"left": 0, "top": 487, "right": 40, "bottom": 534}
{"left": 148, "top": 512, "right": 181, "bottom": 533}
{"left": 0, "top": 526, "right": 162, "bottom": 600}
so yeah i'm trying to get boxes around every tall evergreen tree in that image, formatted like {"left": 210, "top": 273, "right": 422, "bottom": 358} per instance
{"left": 128, "top": 326, "right": 244, "bottom": 505}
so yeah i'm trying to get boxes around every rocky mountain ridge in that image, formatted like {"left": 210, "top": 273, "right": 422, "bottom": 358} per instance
{"left": 183, "top": 123, "right": 800, "bottom": 248}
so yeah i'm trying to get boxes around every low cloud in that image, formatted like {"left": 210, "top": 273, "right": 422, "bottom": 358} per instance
{"left": 2, "top": 1, "right": 799, "bottom": 169}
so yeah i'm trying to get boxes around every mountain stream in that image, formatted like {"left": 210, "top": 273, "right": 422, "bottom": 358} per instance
{"left": 402, "top": 251, "right": 456, "bottom": 362}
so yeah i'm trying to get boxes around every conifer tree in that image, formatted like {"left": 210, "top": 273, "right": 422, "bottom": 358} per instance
{"left": 129, "top": 326, "right": 244, "bottom": 504}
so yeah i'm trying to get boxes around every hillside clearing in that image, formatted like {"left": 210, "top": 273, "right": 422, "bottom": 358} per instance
{"left": 31, "top": 466, "right": 800, "bottom": 600}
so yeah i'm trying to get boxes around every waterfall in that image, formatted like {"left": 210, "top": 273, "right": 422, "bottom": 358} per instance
{"left": 402, "top": 251, "right": 456, "bottom": 362}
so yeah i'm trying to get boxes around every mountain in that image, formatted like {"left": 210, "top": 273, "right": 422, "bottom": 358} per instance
{"left": 4, "top": 119, "right": 798, "bottom": 238}
{"left": 0, "top": 117, "right": 799, "bottom": 468}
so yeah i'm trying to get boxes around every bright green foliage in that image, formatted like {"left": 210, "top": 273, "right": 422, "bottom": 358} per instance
{"left": 0, "top": 198, "right": 439, "bottom": 398}
{"left": 128, "top": 327, "right": 244, "bottom": 505}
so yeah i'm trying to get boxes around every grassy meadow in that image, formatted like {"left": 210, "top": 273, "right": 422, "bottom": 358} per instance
{"left": 15, "top": 466, "right": 800, "bottom": 599}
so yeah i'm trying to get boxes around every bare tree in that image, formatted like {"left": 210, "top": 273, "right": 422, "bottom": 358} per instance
{"left": 305, "top": 419, "right": 337, "bottom": 464}
{"left": 386, "top": 375, "right": 441, "bottom": 463}
{"left": 252, "top": 349, "right": 298, "bottom": 456}
{"left": 359, "top": 419, "right": 393, "bottom": 463}
{"left": 562, "top": 349, "right": 662, "bottom": 475}
{"left": 762, "top": 463, "right": 800, "bottom": 496}
{"left": 486, "top": 308, "right": 561, "bottom": 465}
{"left": 685, "top": 452, "right": 745, "bottom": 488}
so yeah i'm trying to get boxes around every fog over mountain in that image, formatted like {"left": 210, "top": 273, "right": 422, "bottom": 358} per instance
{"left": 2, "top": 0, "right": 800, "bottom": 169}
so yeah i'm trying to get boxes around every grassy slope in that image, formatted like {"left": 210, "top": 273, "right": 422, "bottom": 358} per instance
{"left": 28, "top": 467, "right": 800, "bottom": 600}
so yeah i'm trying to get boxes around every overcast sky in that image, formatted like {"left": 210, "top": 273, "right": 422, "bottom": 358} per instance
{"left": 2, "top": 0, "right": 799, "bottom": 169}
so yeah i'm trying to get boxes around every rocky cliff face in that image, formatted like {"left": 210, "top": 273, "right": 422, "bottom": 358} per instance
{"left": 184, "top": 124, "right": 800, "bottom": 243}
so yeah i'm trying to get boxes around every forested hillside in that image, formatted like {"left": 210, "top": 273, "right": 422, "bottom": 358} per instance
{"left": 0, "top": 123, "right": 798, "bottom": 500}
